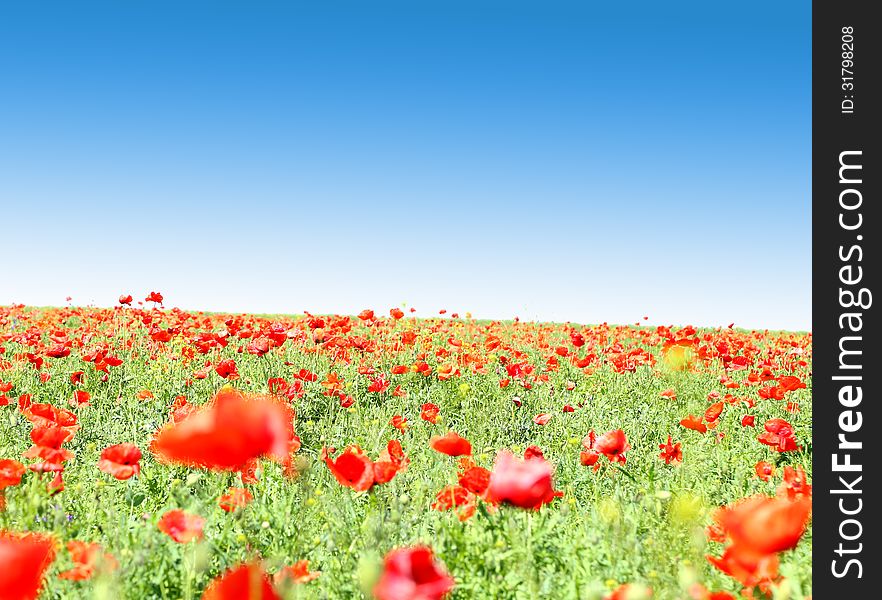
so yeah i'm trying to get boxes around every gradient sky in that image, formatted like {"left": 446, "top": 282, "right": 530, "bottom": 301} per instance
{"left": 0, "top": 1, "right": 811, "bottom": 330}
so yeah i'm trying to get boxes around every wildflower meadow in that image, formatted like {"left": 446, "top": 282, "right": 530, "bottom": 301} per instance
{"left": 0, "top": 296, "right": 812, "bottom": 599}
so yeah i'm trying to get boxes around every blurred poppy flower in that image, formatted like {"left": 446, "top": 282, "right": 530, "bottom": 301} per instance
{"left": 158, "top": 509, "right": 205, "bottom": 543}
{"left": 429, "top": 432, "right": 472, "bottom": 457}
{"left": 0, "top": 531, "right": 56, "bottom": 600}
{"left": 486, "top": 450, "right": 560, "bottom": 510}
{"left": 218, "top": 487, "right": 253, "bottom": 512}
{"left": 273, "top": 560, "right": 320, "bottom": 585}
{"left": 373, "top": 546, "right": 454, "bottom": 600}
{"left": 660, "top": 388, "right": 677, "bottom": 400}
{"left": 202, "top": 563, "right": 279, "bottom": 600}
{"left": 57, "top": 540, "right": 117, "bottom": 581}
{"left": 707, "top": 494, "right": 811, "bottom": 592}
{"left": 151, "top": 388, "right": 296, "bottom": 471}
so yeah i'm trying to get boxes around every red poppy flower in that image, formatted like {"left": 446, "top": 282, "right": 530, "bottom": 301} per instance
{"left": 273, "top": 560, "right": 320, "bottom": 585}
{"left": 740, "top": 415, "right": 755, "bottom": 427}
{"left": 704, "top": 401, "right": 724, "bottom": 423}
{"left": 214, "top": 360, "right": 239, "bottom": 380}
{"left": 486, "top": 450, "right": 560, "bottom": 510}
{"left": 420, "top": 403, "right": 440, "bottom": 424}
{"left": 593, "top": 429, "right": 630, "bottom": 464}
{"left": 680, "top": 415, "right": 707, "bottom": 434}
{"left": 756, "top": 418, "right": 800, "bottom": 453}
{"left": 373, "top": 546, "right": 455, "bottom": 600}
{"left": 429, "top": 432, "right": 472, "bottom": 457}
{"left": 777, "top": 376, "right": 806, "bottom": 392}
{"left": 718, "top": 494, "right": 812, "bottom": 555}
{"left": 145, "top": 291, "right": 164, "bottom": 304}
{"left": 777, "top": 466, "right": 812, "bottom": 501}
{"left": 688, "top": 583, "right": 737, "bottom": 600}
{"left": 390, "top": 415, "right": 408, "bottom": 432}
{"left": 97, "top": 443, "right": 142, "bottom": 480}
{"left": 202, "top": 563, "right": 280, "bottom": 600}
{"left": 389, "top": 308, "right": 404, "bottom": 320}
{"left": 0, "top": 459, "right": 25, "bottom": 491}
{"left": 532, "top": 413, "right": 552, "bottom": 426}
{"left": 45, "top": 344, "right": 71, "bottom": 359}
{"left": 239, "top": 458, "right": 261, "bottom": 485}
{"left": 580, "top": 449, "right": 601, "bottom": 470}
{"left": 660, "top": 388, "right": 677, "bottom": 400}
{"left": 372, "top": 439, "right": 409, "bottom": 484}
{"left": 151, "top": 388, "right": 296, "bottom": 471}
{"left": 322, "top": 446, "right": 376, "bottom": 491}
{"left": 431, "top": 484, "right": 476, "bottom": 520}
{"left": 218, "top": 487, "right": 253, "bottom": 512}
{"left": 658, "top": 435, "right": 682, "bottom": 465}
{"left": 0, "top": 531, "right": 56, "bottom": 600}
{"left": 754, "top": 461, "right": 775, "bottom": 481}
{"left": 71, "top": 390, "right": 91, "bottom": 406}
{"left": 57, "top": 540, "right": 117, "bottom": 581}
{"left": 23, "top": 426, "right": 74, "bottom": 464}
{"left": 118, "top": 294, "right": 133, "bottom": 305}
{"left": 458, "top": 465, "right": 491, "bottom": 496}
{"left": 523, "top": 445, "right": 545, "bottom": 460}
{"left": 707, "top": 548, "right": 779, "bottom": 596}
{"left": 157, "top": 509, "right": 205, "bottom": 543}
{"left": 605, "top": 584, "right": 652, "bottom": 600}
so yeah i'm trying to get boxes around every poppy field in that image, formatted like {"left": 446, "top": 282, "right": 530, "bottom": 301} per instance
{"left": 0, "top": 297, "right": 812, "bottom": 599}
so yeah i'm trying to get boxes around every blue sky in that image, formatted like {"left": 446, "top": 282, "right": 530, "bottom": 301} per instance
{"left": 0, "top": 1, "right": 810, "bottom": 330}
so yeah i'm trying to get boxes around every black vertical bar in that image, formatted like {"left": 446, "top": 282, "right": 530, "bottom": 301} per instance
{"left": 813, "top": 0, "right": 879, "bottom": 595}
